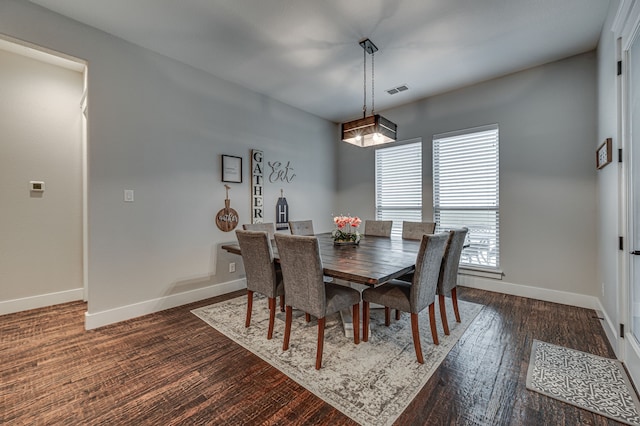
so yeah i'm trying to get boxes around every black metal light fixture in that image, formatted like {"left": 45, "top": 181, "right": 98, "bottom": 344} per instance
{"left": 341, "top": 38, "right": 397, "bottom": 147}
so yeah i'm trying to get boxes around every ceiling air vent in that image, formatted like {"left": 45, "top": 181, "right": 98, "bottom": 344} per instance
{"left": 386, "top": 84, "right": 409, "bottom": 95}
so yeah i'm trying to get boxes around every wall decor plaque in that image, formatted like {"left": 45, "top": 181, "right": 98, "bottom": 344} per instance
{"left": 216, "top": 184, "right": 239, "bottom": 232}
{"left": 596, "top": 138, "right": 613, "bottom": 170}
{"left": 251, "top": 149, "right": 264, "bottom": 223}
{"left": 276, "top": 189, "right": 289, "bottom": 230}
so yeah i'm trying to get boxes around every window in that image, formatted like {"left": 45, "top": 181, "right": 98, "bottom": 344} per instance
{"left": 433, "top": 125, "right": 499, "bottom": 269}
{"left": 375, "top": 140, "right": 422, "bottom": 238}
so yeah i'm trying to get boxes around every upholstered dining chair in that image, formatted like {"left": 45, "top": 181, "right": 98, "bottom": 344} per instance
{"left": 242, "top": 222, "right": 276, "bottom": 239}
{"left": 289, "top": 219, "right": 334, "bottom": 285}
{"left": 395, "top": 221, "right": 438, "bottom": 288}
{"left": 402, "top": 221, "right": 436, "bottom": 240}
{"left": 437, "top": 227, "right": 469, "bottom": 336}
{"left": 362, "top": 232, "right": 450, "bottom": 364}
{"left": 274, "top": 233, "right": 361, "bottom": 370}
{"left": 235, "top": 230, "right": 284, "bottom": 340}
{"left": 288, "top": 220, "right": 314, "bottom": 236}
{"left": 363, "top": 220, "right": 392, "bottom": 237}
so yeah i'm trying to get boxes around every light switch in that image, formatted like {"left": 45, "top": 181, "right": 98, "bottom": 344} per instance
{"left": 124, "top": 189, "right": 134, "bottom": 202}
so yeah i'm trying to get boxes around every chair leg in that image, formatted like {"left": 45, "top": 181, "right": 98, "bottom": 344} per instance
{"left": 280, "top": 295, "right": 285, "bottom": 312}
{"left": 363, "top": 301, "right": 370, "bottom": 342}
{"left": 267, "top": 297, "right": 276, "bottom": 339}
{"left": 352, "top": 303, "right": 360, "bottom": 344}
{"left": 305, "top": 313, "right": 311, "bottom": 322}
{"left": 316, "top": 317, "right": 326, "bottom": 370}
{"left": 439, "top": 294, "right": 450, "bottom": 336}
{"left": 395, "top": 309, "right": 401, "bottom": 321}
{"left": 283, "top": 305, "right": 292, "bottom": 351}
{"left": 429, "top": 303, "right": 439, "bottom": 346}
{"left": 385, "top": 307, "right": 391, "bottom": 326}
{"left": 452, "top": 287, "right": 461, "bottom": 323}
{"left": 245, "top": 290, "right": 254, "bottom": 328}
{"left": 410, "top": 313, "right": 424, "bottom": 364}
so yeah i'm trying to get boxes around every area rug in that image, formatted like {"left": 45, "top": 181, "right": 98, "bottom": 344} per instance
{"left": 192, "top": 295, "right": 483, "bottom": 426}
{"left": 526, "top": 340, "right": 640, "bottom": 425}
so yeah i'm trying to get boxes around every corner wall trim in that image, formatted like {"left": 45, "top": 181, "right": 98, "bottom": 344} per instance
{"left": 84, "top": 279, "right": 246, "bottom": 330}
{"left": 0, "top": 288, "right": 84, "bottom": 315}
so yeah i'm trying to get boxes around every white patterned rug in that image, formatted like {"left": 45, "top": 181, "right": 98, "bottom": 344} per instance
{"left": 526, "top": 340, "right": 640, "bottom": 425}
{"left": 192, "top": 294, "right": 483, "bottom": 426}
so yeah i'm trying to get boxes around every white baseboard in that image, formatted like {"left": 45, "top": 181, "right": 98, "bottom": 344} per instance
{"left": 0, "top": 288, "right": 84, "bottom": 316}
{"left": 594, "top": 298, "right": 620, "bottom": 358}
{"left": 458, "top": 275, "right": 599, "bottom": 310}
{"left": 84, "top": 279, "right": 246, "bottom": 330}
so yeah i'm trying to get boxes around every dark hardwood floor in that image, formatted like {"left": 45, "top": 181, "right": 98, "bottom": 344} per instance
{"left": 0, "top": 287, "right": 625, "bottom": 425}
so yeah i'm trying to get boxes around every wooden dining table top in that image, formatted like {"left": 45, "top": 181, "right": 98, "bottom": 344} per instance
{"left": 221, "top": 232, "right": 421, "bottom": 287}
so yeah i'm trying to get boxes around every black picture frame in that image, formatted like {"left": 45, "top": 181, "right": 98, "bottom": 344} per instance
{"left": 222, "top": 155, "right": 242, "bottom": 183}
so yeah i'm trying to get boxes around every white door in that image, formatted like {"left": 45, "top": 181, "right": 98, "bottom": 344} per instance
{"left": 626, "top": 8, "right": 640, "bottom": 385}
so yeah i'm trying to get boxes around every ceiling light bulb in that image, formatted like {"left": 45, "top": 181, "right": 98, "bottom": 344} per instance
{"left": 355, "top": 135, "right": 362, "bottom": 141}
{"left": 373, "top": 132, "right": 381, "bottom": 141}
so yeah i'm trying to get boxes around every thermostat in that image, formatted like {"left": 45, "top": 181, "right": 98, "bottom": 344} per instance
{"left": 30, "top": 181, "right": 45, "bottom": 192}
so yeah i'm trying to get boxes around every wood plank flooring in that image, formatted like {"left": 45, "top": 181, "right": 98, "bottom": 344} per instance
{"left": 0, "top": 288, "right": 625, "bottom": 425}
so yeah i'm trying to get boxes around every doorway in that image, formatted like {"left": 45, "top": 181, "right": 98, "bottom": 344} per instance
{"left": 0, "top": 37, "right": 88, "bottom": 314}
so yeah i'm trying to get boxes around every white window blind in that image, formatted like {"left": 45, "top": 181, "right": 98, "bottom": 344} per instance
{"left": 433, "top": 125, "right": 499, "bottom": 269}
{"left": 375, "top": 140, "right": 422, "bottom": 238}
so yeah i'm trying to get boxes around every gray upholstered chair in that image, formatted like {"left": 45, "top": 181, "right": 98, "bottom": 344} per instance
{"left": 363, "top": 220, "right": 392, "bottom": 237}
{"left": 395, "top": 221, "right": 438, "bottom": 288}
{"left": 402, "top": 221, "right": 436, "bottom": 240}
{"left": 362, "top": 233, "right": 450, "bottom": 364}
{"left": 288, "top": 220, "right": 314, "bottom": 236}
{"left": 274, "top": 233, "right": 361, "bottom": 370}
{"left": 242, "top": 222, "right": 276, "bottom": 239}
{"left": 289, "top": 219, "right": 334, "bottom": 284}
{"left": 235, "top": 230, "right": 284, "bottom": 340}
{"left": 437, "top": 227, "right": 469, "bottom": 336}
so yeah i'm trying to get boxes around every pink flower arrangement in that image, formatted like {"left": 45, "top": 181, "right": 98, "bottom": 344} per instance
{"left": 333, "top": 215, "right": 362, "bottom": 230}
{"left": 332, "top": 215, "right": 362, "bottom": 243}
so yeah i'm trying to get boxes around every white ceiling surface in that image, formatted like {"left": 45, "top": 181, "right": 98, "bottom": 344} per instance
{"left": 28, "top": 0, "right": 610, "bottom": 123}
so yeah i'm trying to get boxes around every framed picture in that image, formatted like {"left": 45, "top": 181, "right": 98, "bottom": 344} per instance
{"left": 596, "top": 138, "right": 612, "bottom": 170}
{"left": 222, "top": 155, "right": 242, "bottom": 183}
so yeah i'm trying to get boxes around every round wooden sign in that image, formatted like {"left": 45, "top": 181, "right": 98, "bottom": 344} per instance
{"left": 216, "top": 199, "right": 239, "bottom": 232}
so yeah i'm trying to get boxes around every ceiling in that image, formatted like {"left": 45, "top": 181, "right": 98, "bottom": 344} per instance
{"left": 28, "top": 0, "right": 610, "bottom": 123}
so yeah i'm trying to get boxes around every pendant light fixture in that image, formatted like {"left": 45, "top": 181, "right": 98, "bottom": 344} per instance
{"left": 341, "top": 38, "right": 397, "bottom": 147}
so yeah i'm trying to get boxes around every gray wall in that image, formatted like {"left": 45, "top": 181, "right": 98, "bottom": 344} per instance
{"left": 0, "top": 49, "right": 83, "bottom": 303}
{"left": 0, "top": 0, "right": 336, "bottom": 324}
{"left": 336, "top": 52, "right": 599, "bottom": 296}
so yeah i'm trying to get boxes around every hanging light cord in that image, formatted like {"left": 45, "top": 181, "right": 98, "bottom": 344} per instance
{"left": 362, "top": 47, "right": 367, "bottom": 118}
{"left": 371, "top": 50, "right": 375, "bottom": 115}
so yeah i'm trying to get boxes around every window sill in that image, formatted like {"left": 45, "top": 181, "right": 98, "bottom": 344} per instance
{"left": 459, "top": 266, "right": 503, "bottom": 280}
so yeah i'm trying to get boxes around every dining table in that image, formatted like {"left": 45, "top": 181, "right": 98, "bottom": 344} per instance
{"left": 222, "top": 232, "right": 424, "bottom": 338}
{"left": 222, "top": 232, "right": 422, "bottom": 287}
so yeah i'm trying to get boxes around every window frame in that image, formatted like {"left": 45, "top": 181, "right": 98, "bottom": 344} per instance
{"left": 375, "top": 139, "right": 423, "bottom": 238}
{"left": 433, "top": 124, "right": 500, "bottom": 271}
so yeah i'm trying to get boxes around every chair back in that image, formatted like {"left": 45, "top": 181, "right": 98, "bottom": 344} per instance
{"left": 410, "top": 233, "right": 450, "bottom": 312}
{"left": 242, "top": 222, "right": 276, "bottom": 239}
{"left": 402, "top": 221, "right": 436, "bottom": 240}
{"left": 437, "top": 227, "right": 469, "bottom": 294}
{"left": 235, "top": 230, "right": 279, "bottom": 298}
{"left": 274, "top": 234, "right": 326, "bottom": 318}
{"left": 363, "top": 220, "right": 392, "bottom": 237}
{"left": 289, "top": 220, "right": 314, "bottom": 236}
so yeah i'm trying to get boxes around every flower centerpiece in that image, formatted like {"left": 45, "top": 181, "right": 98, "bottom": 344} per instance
{"left": 331, "top": 215, "right": 362, "bottom": 246}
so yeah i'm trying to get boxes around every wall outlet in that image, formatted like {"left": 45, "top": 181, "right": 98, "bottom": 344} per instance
{"left": 229, "top": 262, "right": 236, "bottom": 273}
{"left": 601, "top": 282, "right": 605, "bottom": 297}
